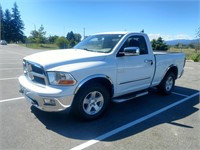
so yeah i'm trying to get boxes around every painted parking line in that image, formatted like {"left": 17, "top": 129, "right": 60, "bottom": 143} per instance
{"left": 0, "top": 63, "right": 22, "bottom": 64}
{"left": 0, "top": 68, "right": 22, "bottom": 71}
{"left": 0, "top": 77, "right": 18, "bottom": 81}
{"left": 0, "top": 97, "right": 24, "bottom": 103}
{"left": 71, "top": 92, "right": 199, "bottom": 150}
{"left": 172, "top": 92, "right": 189, "bottom": 97}
{"left": 0, "top": 50, "right": 26, "bottom": 56}
{"left": 185, "top": 67, "right": 194, "bottom": 70}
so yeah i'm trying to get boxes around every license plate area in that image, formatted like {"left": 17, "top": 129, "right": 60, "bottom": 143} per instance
{"left": 20, "top": 85, "right": 39, "bottom": 106}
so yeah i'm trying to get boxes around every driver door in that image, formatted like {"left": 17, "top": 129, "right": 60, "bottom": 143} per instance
{"left": 116, "top": 35, "right": 155, "bottom": 96}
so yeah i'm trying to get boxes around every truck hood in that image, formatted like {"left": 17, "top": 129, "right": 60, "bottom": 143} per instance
{"left": 24, "top": 49, "right": 107, "bottom": 70}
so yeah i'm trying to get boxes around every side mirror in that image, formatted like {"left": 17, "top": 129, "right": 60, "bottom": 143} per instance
{"left": 124, "top": 47, "right": 140, "bottom": 56}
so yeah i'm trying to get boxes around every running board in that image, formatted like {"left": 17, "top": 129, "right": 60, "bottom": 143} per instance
{"left": 112, "top": 91, "right": 148, "bottom": 103}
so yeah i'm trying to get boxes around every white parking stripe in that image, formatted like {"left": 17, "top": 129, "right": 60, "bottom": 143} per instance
{"left": 0, "top": 62, "right": 22, "bottom": 65}
{"left": 0, "top": 97, "right": 24, "bottom": 103}
{"left": 0, "top": 50, "right": 26, "bottom": 56}
{"left": 0, "top": 68, "right": 22, "bottom": 70}
{"left": 185, "top": 67, "right": 194, "bottom": 70}
{"left": 0, "top": 77, "right": 18, "bottom": 81}
{"left": 70, "top": 92, "right": 200, "bottom": 150}
{"left": 172, "top": 92, "right": 189, "bottom": 97}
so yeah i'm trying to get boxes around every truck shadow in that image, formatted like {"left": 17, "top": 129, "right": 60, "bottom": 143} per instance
{"left": 30, "top": 86, "right": 199, "bottom": 141}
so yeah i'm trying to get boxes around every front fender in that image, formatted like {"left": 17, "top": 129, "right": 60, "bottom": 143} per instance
{"left": 74, "top": 74, "right": 113, "bottom": 95}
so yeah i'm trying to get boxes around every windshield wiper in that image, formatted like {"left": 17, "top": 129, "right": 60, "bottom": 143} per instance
{"left": 82, "top": 48, "right": 94, "bottom": 52}
{"left": 80, "top": 48, "right": 106, "bottom": 53}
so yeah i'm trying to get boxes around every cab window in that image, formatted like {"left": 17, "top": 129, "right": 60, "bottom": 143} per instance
{"left": 119, "top": 35, "right": 148, "bottom": 55}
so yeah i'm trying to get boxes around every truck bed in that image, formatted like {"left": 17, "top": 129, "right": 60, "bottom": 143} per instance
{"left": 153, "top": 51, "right": 182, "bottom": 55}
{"left": 151, "top": 51, "right": 185, "bottom": 87}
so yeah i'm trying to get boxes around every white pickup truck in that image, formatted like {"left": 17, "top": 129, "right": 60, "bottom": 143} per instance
{"left": 19, "top": 32, "right": 185, "bottom": 120}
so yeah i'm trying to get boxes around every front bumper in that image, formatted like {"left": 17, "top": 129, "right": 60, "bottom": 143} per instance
{"left": 18, "top": 75, "right": 74, "bottom": 112}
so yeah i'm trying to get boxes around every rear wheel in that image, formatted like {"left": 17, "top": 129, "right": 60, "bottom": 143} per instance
{"left": 70, "top": 83, "right": 110, "bottom": 120}
{"left": 158, "top": 72, "right": 175, "bottom": 95}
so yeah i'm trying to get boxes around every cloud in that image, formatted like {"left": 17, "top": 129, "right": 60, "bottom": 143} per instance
{"left": 148, "top": 33, "right": 194, "bottom": 41}
{"left": 175, "top": 34, "right": 193, "bottom": 40}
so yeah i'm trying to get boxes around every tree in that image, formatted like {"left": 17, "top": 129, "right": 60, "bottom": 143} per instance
{"left": 151, "top": 39, "right": 156, "bottom": 50}
{"left": 11, "top": 2, "right": 25, "bottom": 43}
{"left": 66, "top": 31, "right": 82, "bottom": 47}
{"left": 4, "top": 9, "right": 12, "bottom": 43}
{"left": 66, "top": 31, "right": 76, "bottom": 47}
{"left": 0, "top": 4, "right": 4, "bottom": 40}
{"left": 29, "top": 25, "right": 46, "bottom": 43}
{"left": 66, "top": 31, "right": 75, "bottom": 41}
{"left": 151, "top": 37, "right": 169, "bottom": 51}
{"left": 48, "top": 35, "right": 59, "bottom": 44}
{"left": 56, "top": 36, "right": 69, "bottom": 49}
{"left": 188, "top": 43, "right": 195, "bottom": 49}
{"left": 74, "top": 33, "right": 82, "bottom": 43}
{"left": 37, "top": 25, "right": 46, "bottom": 43}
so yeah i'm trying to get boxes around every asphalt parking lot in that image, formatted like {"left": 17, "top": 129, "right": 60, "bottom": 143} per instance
{"left": 0, "top": 44, "right": 199, "bottom": 150}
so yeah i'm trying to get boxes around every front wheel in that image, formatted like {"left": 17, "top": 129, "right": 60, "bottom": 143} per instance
{"left": 158, "top": 72, "right": 175, "bottom": 95}
{"left": 70, "top": 83, "right": 110, "bottom": 120}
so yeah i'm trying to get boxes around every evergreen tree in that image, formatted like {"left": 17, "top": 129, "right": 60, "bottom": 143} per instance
{"left": 11, "top": 2, "right": 25, "bottom": 42}
{"left": 66, "top": 31, "right": 82, "bottom": 47}
{"left": 66, "top": 31, "right": 75, "bottom": 47}
{"left": 151, "top": 37, "right": 168, "bottom": 51}
{"left": 4, "top": 9, "right": 12, "bottom": 42}
{"left": 0, "top": 4, "right": 5, "bottom": 40}
{"left": 151, "top": 39, "right": 156, "bottom": 50}
{"left": 66, "top": 31, "right": 75, "bottom": 41}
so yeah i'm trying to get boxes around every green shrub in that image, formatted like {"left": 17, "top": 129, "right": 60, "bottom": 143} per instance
{"left": 55, "top": 37, "right": 69, "bottom": 49}
{"left": 191, "top": 54, "right": 200, "bottom": 62}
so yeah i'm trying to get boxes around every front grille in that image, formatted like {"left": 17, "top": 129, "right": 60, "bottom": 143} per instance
{"left": 23, "top": 61, "right": 47, "bottom": 85}
{"left": 31, "top": 64, "right": 44, "bottom": 74}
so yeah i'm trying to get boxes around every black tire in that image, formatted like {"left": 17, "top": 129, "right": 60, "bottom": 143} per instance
{"left": 158, "top": 72, "right": 175, "bottom": 95}
{"left": 70, "top": 83, "right": 110, "bottom": 120}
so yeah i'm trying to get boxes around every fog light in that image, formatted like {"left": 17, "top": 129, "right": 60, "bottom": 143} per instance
{"left": 43, "top": 98, "right": 56, "bottom": 106}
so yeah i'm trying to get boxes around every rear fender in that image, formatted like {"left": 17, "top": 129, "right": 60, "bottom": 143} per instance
{"left": 161, "top": 65, "right": 178, "bottom": 81}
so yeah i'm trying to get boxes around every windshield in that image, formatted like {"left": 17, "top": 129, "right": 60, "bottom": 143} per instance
{"left": 74, "top": 34, "right": 124, "bottom": 53}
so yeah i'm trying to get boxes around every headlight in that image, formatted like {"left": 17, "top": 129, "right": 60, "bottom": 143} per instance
{"left": 47, "top": 72, "right": 77, "bottom": 86}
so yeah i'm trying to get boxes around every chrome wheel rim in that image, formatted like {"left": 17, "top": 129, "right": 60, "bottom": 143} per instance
{"left": 166, "top": 76, "right": 173, "bottom": 91}
{"left": 83, "top": 91, "right": 104, "bottom": 115}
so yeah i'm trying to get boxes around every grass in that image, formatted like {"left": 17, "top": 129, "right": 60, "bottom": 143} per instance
{"left": 20, "top": 43, "right": 59, "bottom": 50}
{"left": 169, "top": 47, "right": 200, "bottom": 62}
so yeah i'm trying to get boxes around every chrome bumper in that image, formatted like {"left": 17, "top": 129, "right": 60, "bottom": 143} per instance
{"left": 19, "top": 75, "right": 74, "bottom": 112}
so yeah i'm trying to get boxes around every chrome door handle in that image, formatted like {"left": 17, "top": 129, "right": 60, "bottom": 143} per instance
{"left": 144, "top": 59, "right": 153, "bottom": 65}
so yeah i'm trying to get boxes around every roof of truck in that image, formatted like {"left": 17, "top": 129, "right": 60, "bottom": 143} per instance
{"left": 94, "top": 31, "right": 146, "bottom": 35}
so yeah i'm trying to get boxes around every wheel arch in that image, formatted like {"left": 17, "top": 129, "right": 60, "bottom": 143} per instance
{"left": 74, "top": 74, "right": 114, "bottom": 97}
{"left": 162, "top": 65, "right": 178, "bottom": 81}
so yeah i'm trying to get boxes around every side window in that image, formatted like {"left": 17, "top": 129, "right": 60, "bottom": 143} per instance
{"left": 119, "top": 35, "right": 148, "bottom": 55}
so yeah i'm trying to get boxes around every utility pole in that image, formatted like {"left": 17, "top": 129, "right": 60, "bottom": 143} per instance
{"left": 83, "top": 28, "right": 85, "bottom": 39}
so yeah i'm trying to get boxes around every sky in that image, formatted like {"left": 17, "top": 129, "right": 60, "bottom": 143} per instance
{"left": 1, "top": 0, "right": 200, "bottom": 40}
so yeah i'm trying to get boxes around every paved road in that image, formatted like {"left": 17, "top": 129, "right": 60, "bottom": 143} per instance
{"left": 0, "top": 44, "right": 199, "bottom": 150}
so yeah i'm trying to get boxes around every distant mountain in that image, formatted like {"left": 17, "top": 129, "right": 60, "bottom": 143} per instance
{"left": 166, "top": 39, "right": 199, "bottom": 45}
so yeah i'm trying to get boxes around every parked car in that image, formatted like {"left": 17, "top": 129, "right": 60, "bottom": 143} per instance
{"left": 0, "top": 40, "right": 7, "bottom": 45}
{"left": 19, "top": 32, "right": 185, "bottom": 120}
